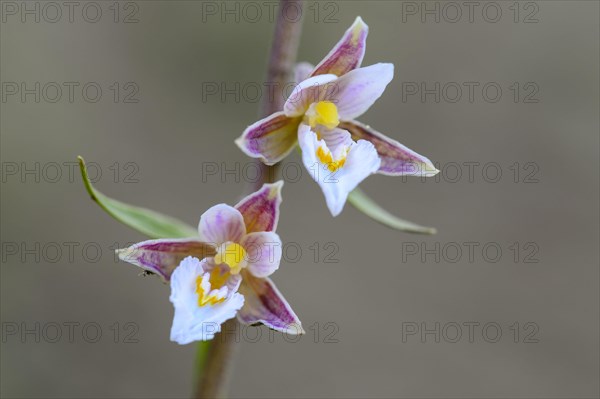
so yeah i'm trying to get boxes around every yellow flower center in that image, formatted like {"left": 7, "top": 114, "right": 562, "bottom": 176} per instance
{"left": 307, "top": 101, "right": 340, "bottom": 130}
{"left": 317, "top": 145, "right": 348, "bottom": 172}
{"left": 214, "top": 243, "right": 247, "bottom": 275}
{"left": 195, "top": 267, "right": 230, "bottom": 307}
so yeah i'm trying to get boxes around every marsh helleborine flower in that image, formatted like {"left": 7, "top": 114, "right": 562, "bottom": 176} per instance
{"left": 117, "top": 181, "right": 303, "bottom": 344}
{"left": 236, "top": 16, "right": 439, "bottom": 216}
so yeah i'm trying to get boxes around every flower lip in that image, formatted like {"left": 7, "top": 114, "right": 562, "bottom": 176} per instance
{"left": 195, "top": 269, "right": 228, "bottom": 307}
{"left": 298, "top": 124, "right": 380, "bottom": 216}
{"left": 317, "top": 144, "right": 348, "bottom": 172}
{"left": 170, "top": 257, "right": 244, "bottom": 343}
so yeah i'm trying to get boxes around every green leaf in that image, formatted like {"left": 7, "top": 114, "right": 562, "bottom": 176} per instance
{"left": 78, "top": 156, "right": 198, "bottom": 239}
{"left": 347, "top": 188, "right": 437, "bottom": 235}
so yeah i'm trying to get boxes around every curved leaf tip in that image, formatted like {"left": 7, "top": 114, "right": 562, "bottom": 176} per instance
{"left": 347, "top": 188, "right": 437, "bottom": 235}
{"left": 78, "top": 156, "right": 198, "bottom": 239}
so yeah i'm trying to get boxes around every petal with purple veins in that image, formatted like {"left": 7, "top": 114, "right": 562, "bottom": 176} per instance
{"left": 328, "top": 63, "right": 394, "bottom": 121}
{"left": 240, "top": 231, "right": 282, "bottom": 278}
{"left": 198, "top": 204, "right": 246, "bottom": 245}
{"left": 116, "top": 239, "right": 216, "bottom": 282}
{"left": 340, "top": 120, "right": 439, "bottom": 176}
{"left": 235, "top": 181, "right": 283, "bottom": 233}
{"left": 237, "top": 271, "right": 304, "bottom": 335}
{"left": 310, "top": 16, "right": 369, "bottom": 77}
{"left": 235, "top": 112, "right": 302, "bottom": 165}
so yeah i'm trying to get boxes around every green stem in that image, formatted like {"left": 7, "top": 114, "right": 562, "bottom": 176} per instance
{"left": 194, "top": 1, "right": 305, "bottom": 398}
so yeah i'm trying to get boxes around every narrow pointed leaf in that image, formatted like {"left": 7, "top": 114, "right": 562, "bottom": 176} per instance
{"left": 347, "top": 188, "right": 437, "bottom": 235}
{"left": 78, "top": 156, "right": 198, "bottom": 239}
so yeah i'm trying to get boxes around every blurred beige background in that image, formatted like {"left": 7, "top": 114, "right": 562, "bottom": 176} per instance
{"left": 1, "top": 1, "right": 598, "bottom": 398}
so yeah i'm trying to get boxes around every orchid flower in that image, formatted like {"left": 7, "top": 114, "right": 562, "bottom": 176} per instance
{"left": 116, "top": 181, "right": 303, "bottom": 344}
{"left": 236, "top": 16, "right": 439, "bottom": 216}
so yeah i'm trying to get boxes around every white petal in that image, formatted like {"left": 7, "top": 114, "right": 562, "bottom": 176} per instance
{"left": 240, "top": 231, "right": 282, "bottom": 278}
{"left": 169, "top": 257, "right": 244, "bottom": 344}
{"left": 283, "top": 74, "right": 338, "bottom": 117}
{"left": 198, "top": 204, "right": 246, "bottom": 246}
{"left": 336, "top": 139, "right": 382, "bottom": 191}
{"left": 298, "top": 125, "right": 380, "bottom": 216}
{"left": 328, "top": 63, "right": 394, "bottom": 120}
